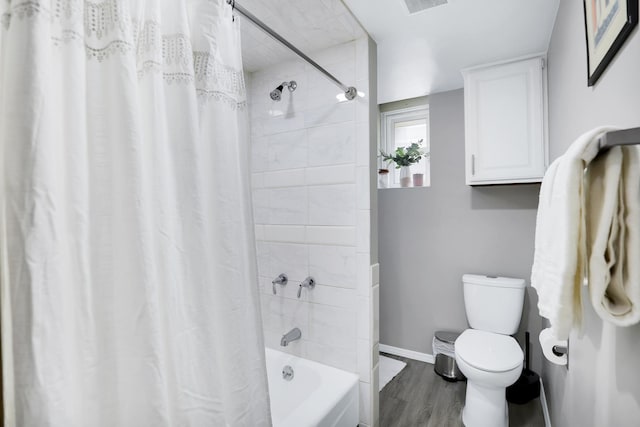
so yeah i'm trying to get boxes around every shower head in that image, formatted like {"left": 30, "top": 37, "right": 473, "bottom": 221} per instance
{"left": 270, "top": 80, "right": 297, "bottom": 101}
{"left": 270, "top": 85, "right": 284, "bottom": 101}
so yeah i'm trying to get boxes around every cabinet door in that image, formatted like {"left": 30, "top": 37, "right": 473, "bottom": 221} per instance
{"left": 464, "top": 57, "right": 546, "bottom": 185}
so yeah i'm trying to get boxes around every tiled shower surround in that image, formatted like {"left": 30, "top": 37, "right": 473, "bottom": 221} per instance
{"left": 248, "top": 38, "right": 379, "bottom": 427}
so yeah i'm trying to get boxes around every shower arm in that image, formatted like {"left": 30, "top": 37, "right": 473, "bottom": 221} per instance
{"left": 226, "top": 0, "right": 358, "bottom": 101}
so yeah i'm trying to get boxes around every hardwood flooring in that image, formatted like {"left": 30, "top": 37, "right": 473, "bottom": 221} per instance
{"left": 379, "top": 353, "right": 545, "bottom": 427}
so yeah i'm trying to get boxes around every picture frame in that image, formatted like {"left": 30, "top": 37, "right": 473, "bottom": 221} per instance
{"left": 583, "top": 0, "right": 638, "bottom": 86}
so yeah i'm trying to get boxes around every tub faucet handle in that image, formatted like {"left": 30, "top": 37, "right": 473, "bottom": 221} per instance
{"left": 297, "top": 276, "right": 315, "bottom": 298}
{"left": 272, "top": 273, "right": 288, "bottom": 294}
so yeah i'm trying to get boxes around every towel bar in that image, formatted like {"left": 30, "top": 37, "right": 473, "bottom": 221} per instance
{"left": 597, "top": 127, "right": 640, "bottom": 150}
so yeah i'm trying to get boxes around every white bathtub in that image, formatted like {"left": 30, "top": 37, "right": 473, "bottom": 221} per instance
{"left": 265, "top": 348, "right": 359, "bottom": 427}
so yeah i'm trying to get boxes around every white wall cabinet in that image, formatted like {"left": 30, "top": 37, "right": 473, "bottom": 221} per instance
{"left": 463, "top": 56, "right": 548, "bottom": 185}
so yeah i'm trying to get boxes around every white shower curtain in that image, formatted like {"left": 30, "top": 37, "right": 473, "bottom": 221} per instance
{"left": 0, "top": 0, "right": 271, "bottom": 426}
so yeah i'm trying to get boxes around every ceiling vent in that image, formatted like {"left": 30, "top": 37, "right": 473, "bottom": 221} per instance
{"left": 403, "top": 0, "right": 448, "bottom": 14}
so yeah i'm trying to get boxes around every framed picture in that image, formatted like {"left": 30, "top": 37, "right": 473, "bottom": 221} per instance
{"left": 583, "top": 0, "right": 638, "bottom": 86}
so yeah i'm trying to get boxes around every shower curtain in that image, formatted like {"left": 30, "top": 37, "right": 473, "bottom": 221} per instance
{"left": 0, "top": 0, "right": 271, "bottom": 426}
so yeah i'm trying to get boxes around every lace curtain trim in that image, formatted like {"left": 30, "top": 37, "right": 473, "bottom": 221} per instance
{"left": 2, "top": 0, "right": 247, "bottom": 109}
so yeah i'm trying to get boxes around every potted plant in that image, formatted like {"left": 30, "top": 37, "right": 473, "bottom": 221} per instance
{"left": 379, "top": 139, "right": 426, "bottom": 187}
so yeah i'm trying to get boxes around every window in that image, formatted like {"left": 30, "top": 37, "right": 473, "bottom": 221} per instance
{"left": 380, "top": 105, "right": 430, "bottom": 188}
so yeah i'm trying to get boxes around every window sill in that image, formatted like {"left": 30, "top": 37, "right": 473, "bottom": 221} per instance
{"left": 378, "top": 185, "right": 430, "bottom": 190}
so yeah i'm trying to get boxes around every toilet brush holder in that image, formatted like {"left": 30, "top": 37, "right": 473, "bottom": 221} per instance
{"left": 507, "top": 331, "right": 540, "bottom": 404}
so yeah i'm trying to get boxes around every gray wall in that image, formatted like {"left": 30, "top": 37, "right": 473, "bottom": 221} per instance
{"left": 544, "top": 1, "right": 640, "bottom": 426}
{"left": 378, "top": 89, "right": 544, "bottom": 373}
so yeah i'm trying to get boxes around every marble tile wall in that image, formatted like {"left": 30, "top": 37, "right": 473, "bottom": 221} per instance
{"left": 248, "top": 37, "right": 379, "bottom": 427}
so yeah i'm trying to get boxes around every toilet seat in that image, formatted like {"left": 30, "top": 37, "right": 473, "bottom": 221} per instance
{"left": 455, "top": 329, "right": 522, "bottom": 373}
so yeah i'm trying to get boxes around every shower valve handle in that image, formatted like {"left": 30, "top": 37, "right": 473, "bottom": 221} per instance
{"left": 297, "top": 277, "right": 315, "bottom": 298}
{"left": 272, "top": 273, "right": 288, "bottom": 294}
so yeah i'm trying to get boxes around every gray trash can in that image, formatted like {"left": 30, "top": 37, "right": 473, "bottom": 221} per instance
{"left": 432, "top": 331, "right": 466, "bottom": 382}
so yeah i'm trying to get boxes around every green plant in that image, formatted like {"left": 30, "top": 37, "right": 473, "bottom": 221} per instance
{"left": 379, "top": 140, "right": 426, "bottom": 168}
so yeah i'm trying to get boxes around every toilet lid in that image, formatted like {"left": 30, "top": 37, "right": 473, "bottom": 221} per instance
{"left": 455, "top": 329, "right": 523, "bottom": 373}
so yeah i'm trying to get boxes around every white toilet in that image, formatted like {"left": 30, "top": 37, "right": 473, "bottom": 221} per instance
{"left": 454, "top": 274, "right": 525, "bottom": 427}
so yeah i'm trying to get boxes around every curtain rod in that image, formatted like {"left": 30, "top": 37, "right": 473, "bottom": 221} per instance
{"left": 226, "top": 0, "right": 358, "bottom": 101}
{"left": 598, "top": 127, "right": 640, "bottom": 150}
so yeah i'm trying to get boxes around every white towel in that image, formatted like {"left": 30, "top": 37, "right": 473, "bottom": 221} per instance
{"left": 531, "top": 126, "right": 616, "bottom": 340}
{"left": 586, "top": 143, "right": 640, "bottom": 326}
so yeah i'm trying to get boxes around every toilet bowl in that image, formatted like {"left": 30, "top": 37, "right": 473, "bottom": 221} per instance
{"left": 455, "top": 329, "right": 523, "bottom": 427}
{"left": 455, "top": 274, "right": 526, "bottom": 427}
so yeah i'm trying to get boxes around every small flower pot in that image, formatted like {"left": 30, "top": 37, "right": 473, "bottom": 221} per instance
{"left": 400, "top": 166, "right": 411, "bottom": 188}
{"left": 378, "top": 169, "right": 389, "bottom": 188}
{"left": 413, "top": 173, "right": 424, "bottom": 187}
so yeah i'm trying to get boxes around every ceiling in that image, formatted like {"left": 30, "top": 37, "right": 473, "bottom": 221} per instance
{"left": 237, "top": 0, "right": 365, "bottom": 72}
{"left": 236, "top": 0, "right": 560, "bottom": 104}
{"left": 342, "top": 0, "right": 560, "bottom": 103}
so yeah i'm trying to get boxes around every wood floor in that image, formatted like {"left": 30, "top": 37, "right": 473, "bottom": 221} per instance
{"left": 379, "top": 353, "right": 545, "bottom": 427}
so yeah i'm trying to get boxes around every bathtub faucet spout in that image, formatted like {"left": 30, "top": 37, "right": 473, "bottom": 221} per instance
{"left": 280, "top": 328, "right": 301, "bottom": 347}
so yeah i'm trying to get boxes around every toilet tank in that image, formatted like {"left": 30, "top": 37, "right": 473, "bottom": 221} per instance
{"left": 462, "top": 274, "right": 525, "bottom": 335}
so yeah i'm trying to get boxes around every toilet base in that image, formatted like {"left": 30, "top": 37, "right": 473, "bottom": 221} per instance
{"left": 461, "top": 381, "right": 508, "bottom": 427}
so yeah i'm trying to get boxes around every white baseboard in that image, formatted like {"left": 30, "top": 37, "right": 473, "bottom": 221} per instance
{"left": 379, "top": 344, "right": 435, "bottom": 364}
{"left": 539, "top": 378, "right": 552, "bottom": 427}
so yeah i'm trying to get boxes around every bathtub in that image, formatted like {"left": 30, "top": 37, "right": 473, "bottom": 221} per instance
{"left": 265, "top": 348, "right": 359, "bottom": 427}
